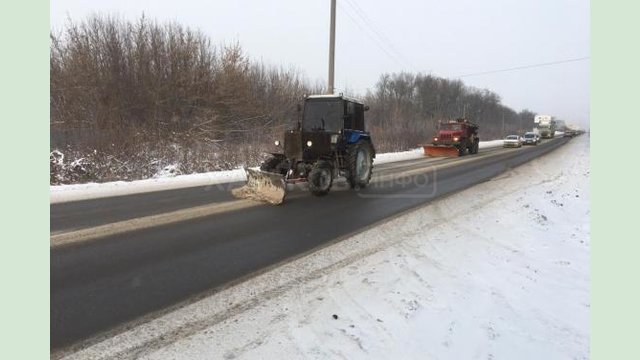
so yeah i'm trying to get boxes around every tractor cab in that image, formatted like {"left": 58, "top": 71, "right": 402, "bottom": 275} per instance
{"left": 284, "top": 95, "right": 369, "bottom": 161}
{"left": 301, "top": 95, "right": 366, "bottom": 132}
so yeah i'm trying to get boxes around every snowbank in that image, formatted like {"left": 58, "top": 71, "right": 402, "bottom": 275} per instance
{"left": 50, "top": 138, "right": 506, "bottom": 203}
{"left": 50, "top": 168, "right": 247, "bottom": 204}
{"left": 373, "top": 147, "right": 424, "bottom": 165}
{"left": 478, "top": 139, "right": 504, "bottom": 149}
{"left": 63, "top": 137, "right": 588, "bottom": 359}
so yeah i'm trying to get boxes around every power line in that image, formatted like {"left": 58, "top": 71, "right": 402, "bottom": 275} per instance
{"left": 342, "top": 0, "right": 417, "bottom": 71}
{"left": 337, "top": 2, "right": 404, "bottom": 67}
{"left": 336, "top": 1, "right": 411, "bottom": 71}
{"left": 455, "top": 57, "right": 590, "bottom": 78}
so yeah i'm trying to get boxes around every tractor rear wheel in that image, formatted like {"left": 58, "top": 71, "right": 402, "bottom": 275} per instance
{"left": 346, "top": 141, "right": 374, "bottom": 189}
{"left": 308, "top": 161, "right": 333, "bottom": 196}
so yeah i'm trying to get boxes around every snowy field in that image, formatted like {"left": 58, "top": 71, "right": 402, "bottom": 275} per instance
{"left": 64, "top": 136, "right": 589, "bottom": 360}
{"left": 50, "top": 139, "right": 505, "bottom": 204}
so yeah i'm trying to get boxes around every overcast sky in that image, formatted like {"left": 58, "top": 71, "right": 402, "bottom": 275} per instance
{"left": 50, "top": 0, "right": 590, "bottom": 128}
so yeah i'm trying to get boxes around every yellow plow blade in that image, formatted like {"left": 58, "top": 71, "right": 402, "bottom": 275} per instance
{"left": 423, "top": 145, "right": 460, "bottom": 157}
{"left": 231, "top": 168, "right": 287, "bottom": 205}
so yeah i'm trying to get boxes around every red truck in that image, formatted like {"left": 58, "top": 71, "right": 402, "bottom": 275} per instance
{"left": 423, "top": 118, "right": 480, "bottom": 157}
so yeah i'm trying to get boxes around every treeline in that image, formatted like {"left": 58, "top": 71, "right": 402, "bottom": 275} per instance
{"left": 50, "top": 14, "right": 536, "bottom": 184}
{"left": 50, "top": 14, "right": 317, "bottom": 183}
{"left": 364, "top": 73, "right": 536, "bottom": 150}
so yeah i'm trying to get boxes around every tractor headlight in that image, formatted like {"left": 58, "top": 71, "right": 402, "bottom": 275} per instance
{"left": 274, "top": 140, "right": 280, "bottom": 146}
{"left": 433, "top": 137, "right": 438, "bottom": 142}
{"left": 330, "top": 134, "right": 339, "bottom": 144}
{"left": 306, "top": 140, "right": 313, "bottom": 147}
{"left": 453, "top": 137, "right": 459, "bottom": 142}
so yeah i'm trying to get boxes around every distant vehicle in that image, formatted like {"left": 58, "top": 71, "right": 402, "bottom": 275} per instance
{"left": 424, "top": 118, "right": 480, "bottom": 157}
{"left": 555, "top": 119, "right": 567, "bottom": 133}
{"left": 523, "top": 132, "right": 540, "bottom": 145}
{"left": 564, "top": 123, "right": 580, "bottom": 137}
{"left": 534, "top": 115, "right": 557, "bottom": 139}
{"left": 503, "top": 135, "right": 522, "bottom": 148}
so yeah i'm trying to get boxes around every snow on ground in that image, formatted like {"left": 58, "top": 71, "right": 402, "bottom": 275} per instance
{"left": 478, "top": 139, "right": 505, "bottom": 149}
{"left": 65, "top": 136, "right": 588, "bottom": 360}
{"left": 148, "top": 137, "right": 588, "bottom": 360}
{"left": 49, "top": 168, "right": 247, "bottom": 204}
{"left": 373, "top": 147, "right": 425, "bottom": 165}
{"left": 152, "top": 164, "right": 182, "bottom": 178}
{"left": 50, "top": 139, "right": 505, "bottom": 204}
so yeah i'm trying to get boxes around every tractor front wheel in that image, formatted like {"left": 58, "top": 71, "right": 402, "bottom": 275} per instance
{"left": 346, "top": 141, "right": 374, "bottom": 189}
{"left": 308, "top": 161, "right": 333, "bottom": 196}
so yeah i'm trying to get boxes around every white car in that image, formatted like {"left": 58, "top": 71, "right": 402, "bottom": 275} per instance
{"left": 523, "top": 132, "right": 541, "bottom": 145}
{"left": 503, "top": 135, "right": 522, "bottom": 148}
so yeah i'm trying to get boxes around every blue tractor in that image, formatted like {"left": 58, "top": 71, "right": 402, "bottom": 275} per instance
{"left": 234, "top": 94, "right": 376, "bottom": 204}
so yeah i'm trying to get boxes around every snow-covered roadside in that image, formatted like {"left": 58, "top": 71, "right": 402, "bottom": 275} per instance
{"left": 148, "top": 138, "right": 588, "bottom": 360}
{"left": 50, "top": 168, "right": 247, "bottom": 204}
{"left": 478, "top": 138, "right": 505, "bottom": 149}
{"left": 50, "top": 139, "right": 505, "bottom": 204}
{"left": 63, "top": 137, "right": 589, "bottom": 360}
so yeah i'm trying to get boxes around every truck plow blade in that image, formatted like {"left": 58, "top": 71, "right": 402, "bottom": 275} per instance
{"left": 423, "top": 145, "right": 460, "bottom": 157}
{"left": 231, "top": 168, "right": 286, "bottom": 205}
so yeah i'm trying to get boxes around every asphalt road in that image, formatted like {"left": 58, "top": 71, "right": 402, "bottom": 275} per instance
{"left": 50, "top": 148, "right": 495, "bottom": 234}
{"left": 51, "top": 138, "right": 570, "bottom": 350}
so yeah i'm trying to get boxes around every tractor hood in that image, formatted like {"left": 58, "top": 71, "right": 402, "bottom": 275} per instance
{"left": 284, "top": 129, "right": 336, "bottom": 161}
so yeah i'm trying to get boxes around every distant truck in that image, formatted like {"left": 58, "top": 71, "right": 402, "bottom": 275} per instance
{"left": 555, "top": 119, "right": 567, "bottom": 133}
{"left": 424, "top": 118, "right": 480, "bottom": 157}
{"left": 564, "top": 123, "right": 579, "bottom": 137}
{"left": 534, "top": 115, "right": 557, "bottom": 139}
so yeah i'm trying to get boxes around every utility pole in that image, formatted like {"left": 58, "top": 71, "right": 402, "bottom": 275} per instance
{"left": 327, "top": 0, "right": 336, "bottom": 94}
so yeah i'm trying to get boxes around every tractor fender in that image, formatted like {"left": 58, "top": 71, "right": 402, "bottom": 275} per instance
{"left": 344, "top": 130, "right": 376, "bottom": 157}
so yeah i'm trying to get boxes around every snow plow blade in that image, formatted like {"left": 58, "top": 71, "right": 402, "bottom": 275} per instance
{"left": 423, "top": 145, "right": 460, "bottom": 157}
{"left": 231, "top": 168, "right": 286, "bottom": 205}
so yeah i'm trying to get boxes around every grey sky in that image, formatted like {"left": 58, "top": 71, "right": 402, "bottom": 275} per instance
{"left": 50, "top": 0, "right": 590, "bottom": 128}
